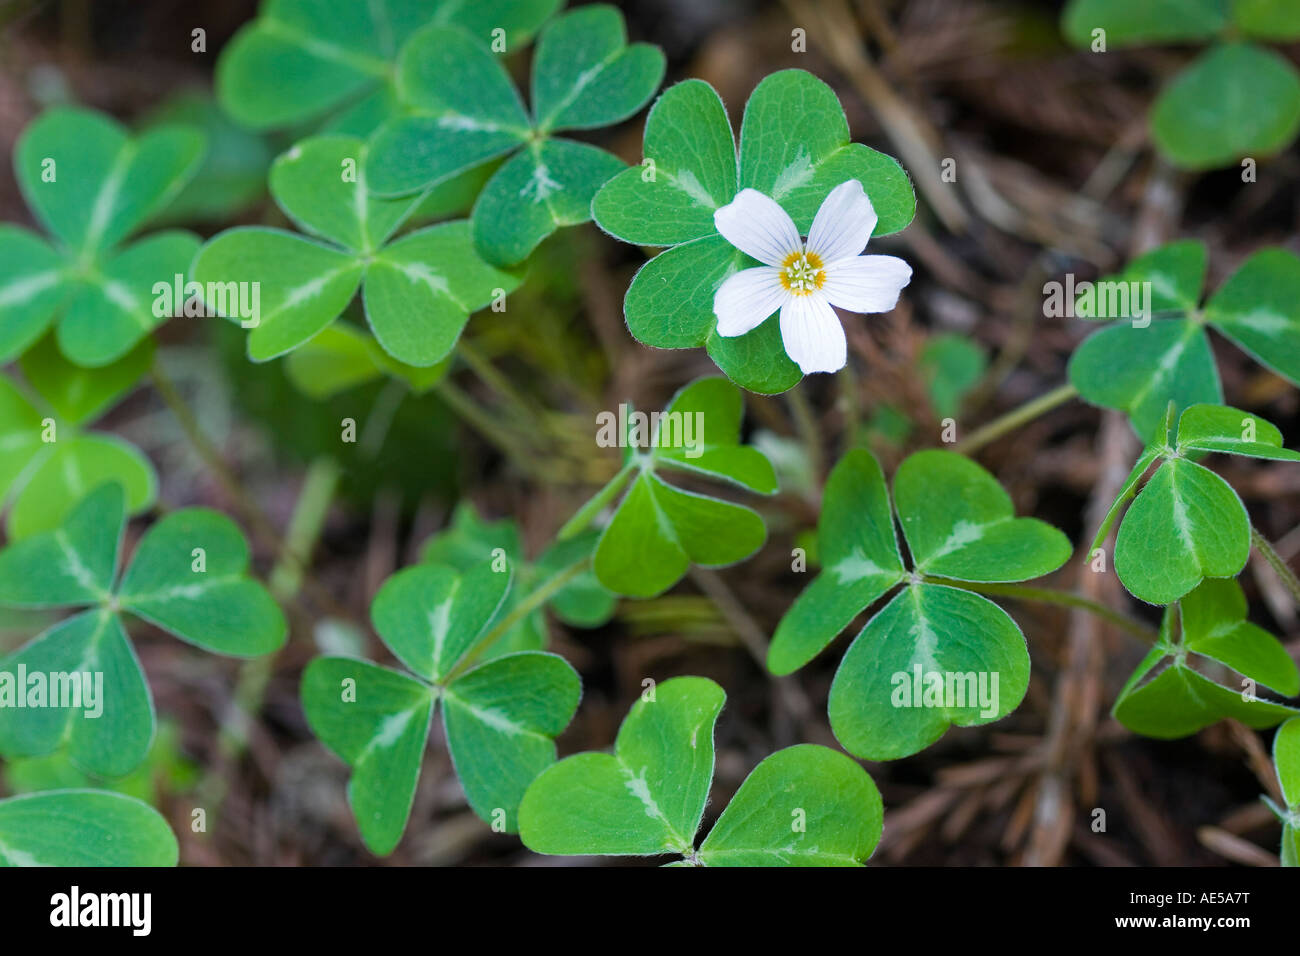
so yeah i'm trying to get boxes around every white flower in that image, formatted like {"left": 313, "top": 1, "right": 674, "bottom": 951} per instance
{"left": 711, "top": 179, "right": 912, "bottom": 375}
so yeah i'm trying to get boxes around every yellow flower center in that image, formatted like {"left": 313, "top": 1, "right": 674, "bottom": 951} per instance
{"left": 779, "top": 250, "right": 826, "bottom": 297}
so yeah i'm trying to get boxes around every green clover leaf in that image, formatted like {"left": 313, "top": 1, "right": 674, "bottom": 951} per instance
{"left": 216, "top": 0, "right": 562, "bottom": 130}
{"left": 1276, "top": 717, "right": 1300, "bottom": 809}
{"left": 0, "top": 790, "right": 178, "bottom": 866}
{"left": 1068, "top": 240, "right": 1300, "bottom": 442}
{"left": 919, "top": 333, "right": 987, "bottom": 420}
{"left": 1063, "top": 0, "right": 1229, "bottom": 47}
{"left": 366, "top": 5, "right": 664, "bottom": 265}
{"left": 590, "top": 71, "right": 915, "bottom": 393}
{"left": 1113, "top": 579, "right": 1299, "bottom": 738}
{"left": 0, "top": 107, "right": 204, "bottom": 366}
{"left": 1151, "top": 43, "right": 1300, "bottom": 168}
{"left": 192, "top": 135, "right": 519, "bottom": 365}
{"left": 1234, "top": 0, "right": 1300, "bottom": 39}
{"left": 1063, "top": 1, "right": 1300, "bottom": 168}
{"left": 769, "top": 448, "right": 1071, "bottom": 761}
{"left": 1095, "top": 403, "right": 1300, "bottom": 605}
{"left": 518, "top": 676, "right": 883, "bottom": 866}
{"left": 0, "top": 483, "right": 286, "bottom": 778}
{"left": 419, "top": 502, "right": 616, "bottom": 656}
{"left": 143, "top": 92, "right": 274, "bottom": 225}
{"left": 300, "top": 558, "right": 581, "bottom": 854}
{"left": 0, "top": 336, "right": 157, "bottom": 539}
{"left": 1266, "top": 717, "right": 1300, "bottom": 866}
{"left": 3, "top": 719, "right": 196, "bottom": 805}
{"left": 576, "top": 376, "right": 778, "bottom": 598}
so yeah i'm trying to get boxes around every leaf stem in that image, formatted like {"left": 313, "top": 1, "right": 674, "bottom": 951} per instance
{"left": 952, "top": 383, "right": 1079, "bottom": 456}
{"left": 269, "top": 456, "right": 341, "bottom": 601}
{"left": 1251, "top": 525, "right": 1300, "bottom": 605}
{"left": 556, "top": 462, "right": 635, "bottom": 540}
{"left": 433, "top": 377, "right": 559, "bottom": 481}
{"left": 455, "top": 340, "right": 548, "bottom": 433}
{"left": 928, "top": 578, "right": 1158, "bottom": 642}
{"left": 197, "top": 456, "right": 340, "bottom": 833}
{"left": 442, "top": 555, "right": 592, "bottom": 683}
{"left": 688, "top": 567, "right": 771, "bottom": 668}
{"left": 151, "top": 357, "right": 274, "bottom": 545}
{"left": 358, "top": 379, "right": 406, "bottom": 459}
{"left": 837, "top": 363, "right": 861, "bottom": 457}
{"left": 151, "top": 357, "right": 351, "bottom": 621}
{"left": 786, "top": 386, "right": 824, "bottom": 483}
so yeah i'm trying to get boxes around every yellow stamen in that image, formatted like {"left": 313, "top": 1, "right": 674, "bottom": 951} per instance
{"left": 779, "top": 250, "right": 826, "bottom": 297}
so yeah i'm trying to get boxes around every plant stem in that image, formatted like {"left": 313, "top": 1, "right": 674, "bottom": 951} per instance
{"left": 433, "top": 377, "right": 558, "bottom": 481}
{"left": 198, "top": 456, "right": 340, "bottom": 831}
{"left": 952, "top": 383, "right": 1078, "bottom": 456}
{"left": 688, "top": 567, "right": 771, "bottom": 668}
{"left": 688, "top": 570, "right": 813, "bottom": 723}
{"left": 151, "top": 358, "right": 276, "bottom": 547}
{"left": 786, "top": 386, "right": 824, "bottom": 483}
{"left": 556, "top": 462, "right": 635, "bottom": 540}
{"left": 269, "top": 456, "right": 341, "bottom": 601}
{"left": 930, "top": 578, "right": 1158, "bottom": 642}
{"left": 358, "top": 379, "right": 406, "bottom": 459}
{"left": 837, "top": 363, "right": 860, "bottom": 457}
{"left": 152, "top": 357, "right": 352, "bottom": 622}
{"left": 1251, "top": 525, "right": 1300, "bottom": 605}
{"left": 442, "top": 555, "right": 591, "bottom": 683}
{"left": 194, "top": 654, "right": 271, "bottom": 832}
{"left": 456, "top": 340, "right": 546, "bottom": 432}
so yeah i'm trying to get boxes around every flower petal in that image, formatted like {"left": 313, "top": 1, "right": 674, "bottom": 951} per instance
{"left": 714, "top": 266, "right": 787, "bottom": 337}
{"left": 822, "top": 255, "right": 912, "bottom": 314}
{"left": 779, "top": 293, "right": 846, "bottom": 374}
{"left": 806, "top": 179, "right": 877, "bottom": 264}
{"left": 714, "top": 189, "right": 801, "bottom": 266}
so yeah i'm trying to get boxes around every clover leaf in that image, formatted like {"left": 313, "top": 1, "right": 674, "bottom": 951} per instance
{"left": 1063, "top": 0, "right": 1229, "bottom": 45}
{"left": 1152, "top": 43, "right": 1300, "bottom": 168}
{"left": 919, "top": 332, "right": 987, "bottom": 420}
{"left": 3, "top": 719, "right": 196, "bottom": 805}
{"left": 768, "top": 448, "right": 1071, "bottom": 761}
{"left": 590, "top": 70, "right": 915, "bottom": 393}
{"left": 1266, "top": 717, "right": 1300, "bottom": 866}
{"left": 419, "top": 502, "right": 616, "bottom": 656}
{"left": 143, "top": 91, "right": 274, "bottom": 224}
{"left": 1113, "top": 579, "right": 1299, "bottom": 738}
{"left": 300, "top": 558, "right": 581, "bottom": 854}
{"left": 192, "top": 135, "right": 519, "bottom": 365}
{"left": 0, "top": 790, "right": 178, "bottom": 866}
{"left": 364, "top": 5, "right": 663, "bottom": 266}
{"left": 1063, "top": 1, "right": 1300, "bottom": 168}
{"left": 1068, "top": 240, "right": 1300, "bottom": 442}
{"left": 0, "top": 107, "right": 203, "bottom": 366}
{"left": 576, "top": 376, "right": 777, "bottom": 598}
{"left": 0, "top": 483, "right": 286, "bottom": 778}
{"left": 1094, "top": 403, "right": 1300, "bottom": 605}
{"left": 0, "top": 336, "right": 157, "bottom": 539}
{"left": 216, "top": 0, "right": 562, "bottom": 130}
{"left": 518, "top": 676, "right": 883, "bottom": 866}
